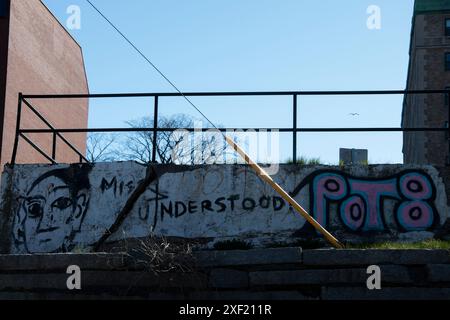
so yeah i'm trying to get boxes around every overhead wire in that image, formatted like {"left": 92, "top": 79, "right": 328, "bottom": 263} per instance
{"left": 85, "top": 0, "right": 222, "bottom": 133}
{"left": 83, "top": 0, "right": 344, "bottom": 249}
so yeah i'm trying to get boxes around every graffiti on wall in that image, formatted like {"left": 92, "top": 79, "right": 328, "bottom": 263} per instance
{"left": 12, "top": 166, "right": 92, "bottom": 253}
{"left": 139, "top": 192, "right": 288, "bottom": 229}
{"left": 8, "top": 165, "right": 444, "bottom": 253}
{"left": 292, "top": 170, "right": 438, "bottom": 233}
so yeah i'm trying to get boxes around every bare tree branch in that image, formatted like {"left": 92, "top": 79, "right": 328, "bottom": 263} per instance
{"left": 122, "top": 114, "right": 227, "bottom": 165}
{"left": 86, "top": 133, "right": 120, "bottom": 163}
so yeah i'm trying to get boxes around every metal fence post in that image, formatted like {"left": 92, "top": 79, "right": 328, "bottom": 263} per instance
{"left": 11, "top": 93, "right": 23, "bottom": 165}
{"left": 293, "top": 94, "right": 298, "bottom": 163}
{"left": 52, "top": 132, "right": 57, "bottom": 161}
{"left": 152, "top": 96, "right": 159, "bottom": 163}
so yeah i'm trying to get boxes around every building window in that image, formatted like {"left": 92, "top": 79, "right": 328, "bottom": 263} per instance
{"left": 446, "top": 19, "right": 450, "bottom": 36}
{"left": 446, "top": 53, "right": 450, "bottom": 70}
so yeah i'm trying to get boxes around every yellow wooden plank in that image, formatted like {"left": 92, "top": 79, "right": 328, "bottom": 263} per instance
{"left": 225, "top": 136, "right": 344, "bottom": 249}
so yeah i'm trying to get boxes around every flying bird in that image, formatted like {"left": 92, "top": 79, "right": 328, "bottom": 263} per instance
{"left": 349, "top": 113, "right": 360, "bottom": 116}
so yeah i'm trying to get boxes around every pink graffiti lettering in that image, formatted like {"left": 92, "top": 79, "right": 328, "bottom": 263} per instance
{"left": 340, "top": 195, "right": 366, "bottom": 231}
{"left": 310, "top": 170, "right": 437, "bottom": 233}
{"left": 396, "top": 173, "right": 435, "bottom": 231}
{"left": 312, "top": 174, "right": 347, "bottom": 226}
{"left": 348, "top": 179, "right": 398, "bottom": 231}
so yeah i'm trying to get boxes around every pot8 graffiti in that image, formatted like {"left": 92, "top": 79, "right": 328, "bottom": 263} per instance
{"left": 310, "top": 170, "right": 438, "bottom": 232}
{"left": 12, "top": 166, "right": 92, "bottom": 253}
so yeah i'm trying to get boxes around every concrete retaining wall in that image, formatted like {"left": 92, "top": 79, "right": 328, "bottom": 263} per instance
{"left": 0, "top": 248, "right": 449, "bottom": 300}
{"left": 1, "top": 162, "right": 449, "bottom": 254}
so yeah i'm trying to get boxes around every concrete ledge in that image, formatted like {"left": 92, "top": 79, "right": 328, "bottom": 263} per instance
{"left": 82, "top": 271, "right": 207, "bottom": 289}
{"left": 427, "top": 264, "right": 450, "bottom": 282}
{"left": 251, "top": 269, "right": 362, "bottom": 286}
{"left": 195, "top": 247, "right": 303, "bottom": 268}
{"left": 188, "top": 290, "right": 317, "bottom": 300}
{"left": 303, "top": 249, "right": 450, "bottom": 266}
{"left": 0, "top": 292, "right": 186, "bottom": 301}
{"left": 0, "top": 253, "right": 129, "bottom": 271}
{"left": 208, "top": 269, "right": 249, "bottom": 289}
{"left": 321, "top": 287, "right": 450, "bottom": 300}
{"left": 0, "top": 250, "right": 448, "bottom": 300}
{"left": 0, "top": 271, "right": 207, "bottom": 291}
{"left": 250, "top": 265, "right": 413, "bottom": 286}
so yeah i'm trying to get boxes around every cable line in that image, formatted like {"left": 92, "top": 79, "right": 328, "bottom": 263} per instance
{"left": 83, "top": 0, "right": 344, "bottom": 249}
{"left": 85, "top": 0, "right": 221, "bottom": 132}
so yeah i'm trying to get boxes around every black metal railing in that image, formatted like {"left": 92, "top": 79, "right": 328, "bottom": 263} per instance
{"left": 10, "top": 90, "right": 450, "bottom": 165}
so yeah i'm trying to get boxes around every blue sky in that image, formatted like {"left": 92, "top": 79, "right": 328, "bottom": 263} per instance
{"left": 43, "top": 0, "right": 415, "bottom": 164}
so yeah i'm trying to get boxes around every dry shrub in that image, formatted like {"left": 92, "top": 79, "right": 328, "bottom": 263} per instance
{"left": 130, "top": 235, "right": 196, "bottom": 274}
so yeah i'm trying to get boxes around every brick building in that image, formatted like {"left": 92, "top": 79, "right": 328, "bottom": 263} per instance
{"left": 0, "top": 0, "right": 88, "bottom": 168}
{"left": 402, "top": 0, "right": 450, "bottom": 165}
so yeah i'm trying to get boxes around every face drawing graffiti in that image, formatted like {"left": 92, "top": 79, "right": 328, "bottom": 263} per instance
{"left": 13, "top": 167, "right": 91, "bottom": 253}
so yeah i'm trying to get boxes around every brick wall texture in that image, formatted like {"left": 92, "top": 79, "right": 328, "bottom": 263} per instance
{"left": 404, "top": 12, "right": 450, "bottom": 165}
{"left": 0, "top": 0, "right": 88, "bottom": 168}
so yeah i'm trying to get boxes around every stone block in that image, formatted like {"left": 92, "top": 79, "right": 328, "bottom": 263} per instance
{"left": 427, "top": 264, "right": 450, "bottom": 282}
{"left": 250, "top": 265, "right": 413, "bottom": 286}
{"left": 322, "top": 287, "right": 450, "bottom": 300}
{"left": 303, "top": 249, "right": 450, "bottom": 266}
{"left": 209, "top": 269, "right": 249, "bottom": 289}
{"left": 195, "top": 247, "right": 302, "bottom": 268}
{"left": 0, "top": 253, "right": 129, "bottom": 271}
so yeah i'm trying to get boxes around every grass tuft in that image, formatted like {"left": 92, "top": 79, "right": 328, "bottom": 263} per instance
{"left": 347, "top": 239, "right": 450, "bottom": 250}
{"left": 286, "top": 156, "right": 322, "bottom": 165}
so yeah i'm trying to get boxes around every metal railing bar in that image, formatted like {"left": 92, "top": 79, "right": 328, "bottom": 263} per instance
{"left": 20, "top": 89, "right": 450, "bottom": 99}
{"left": 15, "top": 90, "right": 450, "bottom": 166}
{"left": 19, "top": 133, "right": 56, "bottom": 164}
{"left": 18, "top": 127, "right": 449, "bottom": 134}
{"left": 10, "top": 93, "right": 23, "bottom": 165}
{"left": 21, "top": 98, "right": 90, "bottom": 163}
